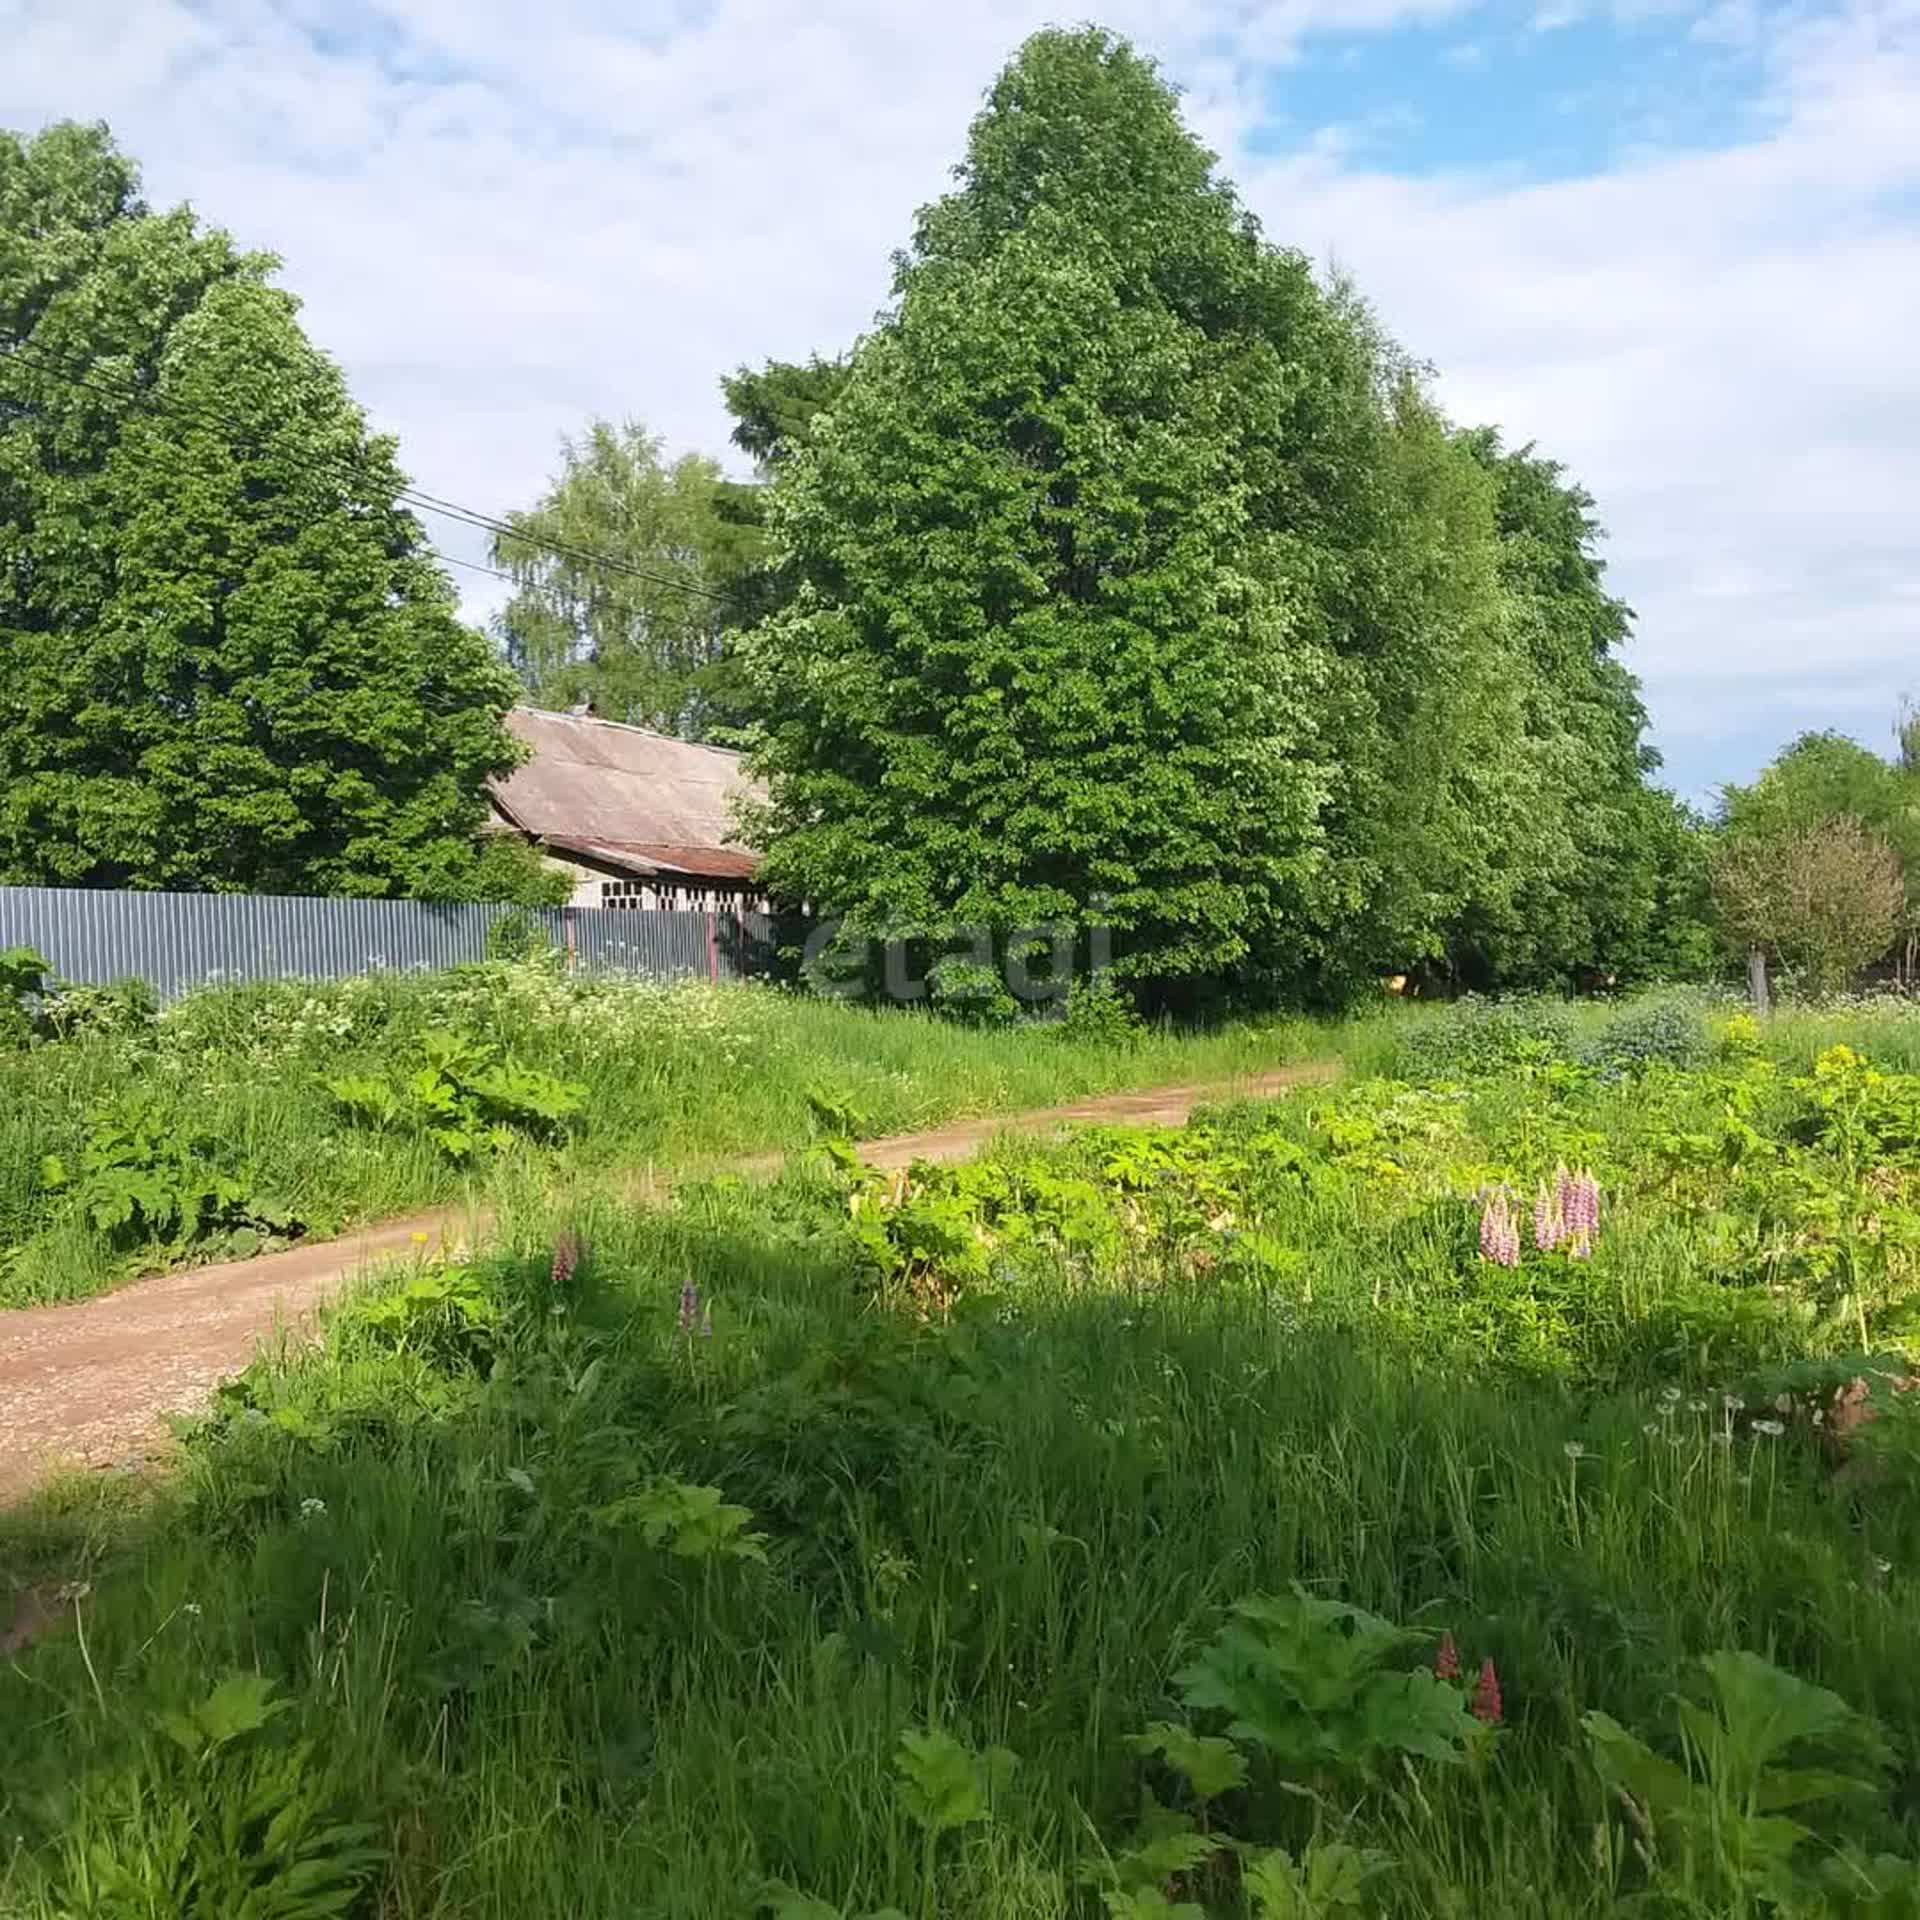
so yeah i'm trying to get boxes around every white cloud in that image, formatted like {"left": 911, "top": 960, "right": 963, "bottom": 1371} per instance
{"left": 2, "top": 0, "right": 1917, "bottom": 796}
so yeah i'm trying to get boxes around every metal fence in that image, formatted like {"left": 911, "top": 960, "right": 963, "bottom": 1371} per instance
{"left": 0, "top": 886, "right": 782, "bottom": 1002}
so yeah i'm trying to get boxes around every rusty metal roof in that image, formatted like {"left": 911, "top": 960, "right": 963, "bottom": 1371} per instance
{"left": 489, "top": 707, "right": 763, "bottom": 881}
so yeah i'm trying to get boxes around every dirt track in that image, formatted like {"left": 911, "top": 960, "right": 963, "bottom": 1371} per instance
{"left": 0, "top": 1062, "right": 1332, "bottom": 1501}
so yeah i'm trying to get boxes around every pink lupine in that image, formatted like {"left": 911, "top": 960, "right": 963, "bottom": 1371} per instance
{"left": 677, "top": 1279, "right": 703, "bottom": 1337}
{"left": 550, "top": 1230, "right": 584, "bottom": 1291}
{"left": 1480, "top": 1189, "right": 1521, "bottom": 1268}
{"left": 1434, "top": 1631, "right": 1460, "bottom": 1681}
{"left": 1470, "top": 1657, "right": 1504, "bottom": 1725}
{"left": 1561, "top": 1169, "right": 1601, "bottom": 1259}
{"left": 1533, "top": 1179, "right": 1565, "bottom": 1252}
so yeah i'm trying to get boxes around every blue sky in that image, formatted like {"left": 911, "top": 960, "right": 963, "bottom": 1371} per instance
{"left": 5, "top": 0, "right": 1918, "bottom": 805}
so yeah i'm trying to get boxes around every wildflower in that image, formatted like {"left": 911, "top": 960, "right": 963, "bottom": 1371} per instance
{"left": 299, "top": 1496, "right": 327, "bottom": 1521}
{"left": 181, "top": 1601, "right": 203, "bottom": 1618}
{"left": 1875, "top": 1557, "right": 1893, "bottom": 1576}
{"left": 1723, "top": 1394, "right": 1745, "bottom": 1414}
{"left": 700, "top": 1302, "right": 714, "bottom": 1340}
{"left": 551, "top": 1230, "right": 584, "bottom": 1291}
{"left": 1660, "top": 1386, "right": 1683, "bottom": 1404}
{"left": 1752, "top": 1419, "right": 1785, "bottom": 1437}
{"left": 1470, "top": 1657, "right": 1503, "bottom": 1725}
{"left": 1479, "top": 1189, "right": 1521, "bottom": 1269}
{"left": 54, "top": 1580, "right": 92, "bottom": 1605}
{"left": 1434, "top": 1631, "right": 1460, "bottom": 1680}
{"left": 410, "top": 1231, "right": 429, "bottom": 1246}
{"left": 1688, "top": 1398, "right": 1710, "bottom": 1414}
{"left": 677, "top": 1279, "right": 702, "bottom": 1337}
{"left": 1563, "top": 1440, "right": 1588, "bottom": 1461}
{"left": 1533, "top": 1178, "right": 1566, "bottom": 1252}
{"left": 1642, "top": 1422, "right": 1659, "bottom": 1436}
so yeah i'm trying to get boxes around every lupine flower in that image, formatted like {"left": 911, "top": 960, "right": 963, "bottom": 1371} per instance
{"left": 1479, "top": 1189, "right": 1521, "bottom": 1268}
{"left": 550, "top": 1230, "right": 584, "bottom": 1291}
{"left": 1558, "top": 1168, "right": 1601, "bottom": 1259}
{"left": 1435, "top": 1631, "right": 1460, "bottom": 1681}
{"left": 1533, "top": 1178, "right": 1566, "bottom": 1252}
{"left": 678, "top": 1280, "right": 703, "bottom": 1337}
{"left": 1470, "top": 1657, "right": 1504, "bottom": 1725}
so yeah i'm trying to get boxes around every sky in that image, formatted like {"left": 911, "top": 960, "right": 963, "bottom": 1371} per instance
{"left": 3, "top": 0, "right": 1917, "bottom": 804}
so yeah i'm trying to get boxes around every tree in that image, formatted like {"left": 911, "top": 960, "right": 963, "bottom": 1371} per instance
{"left": 721, "top": 355, "right": 851, "bottom": 469}
{"left": 0, "top": 122, "right": 528, "bottom": 898}
{"left": 741, "top": 30, "right": 1345, "bottom": 991}
{"left": 491, "top": 419, "right": 767, "bottom": 737}
{"left": 1713, "top": 730, "right": 1916, "bottom": 1001}
{"left": 1712, "top": 816, "right": 1902, "bottom": 998}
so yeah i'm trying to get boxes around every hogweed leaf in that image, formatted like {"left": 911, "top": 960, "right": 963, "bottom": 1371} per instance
{"left": 894, "top": 1728, "right": 989, "bottom": 1835}
{"left": 1126, "top": 1722, "right": 1248, "bottom": 1802}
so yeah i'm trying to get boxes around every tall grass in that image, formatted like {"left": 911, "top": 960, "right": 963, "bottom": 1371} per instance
{"left": 0, "top": 965, "right": 1340, "bottom": 1307}
{"left": 6, "top": 1024, "right": 1920, "bottom": 1915}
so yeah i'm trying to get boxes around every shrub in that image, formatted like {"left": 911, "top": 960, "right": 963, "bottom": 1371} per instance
{"left": 1393, "top": 994, "right": 1577, "bottom": 1080}
{"left": 1581, "top": 994, "right": 1708, "bottom": 1075}
{"left": 1058, "top": 974, "right": 1146, "bottom": 1048}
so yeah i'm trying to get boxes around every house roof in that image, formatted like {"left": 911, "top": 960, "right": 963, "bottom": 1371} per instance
{"left": 489, "top": 706, "right": 764, "bottom": 884}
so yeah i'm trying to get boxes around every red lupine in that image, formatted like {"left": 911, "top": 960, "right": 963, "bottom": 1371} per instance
{"left": 1434, "top": 1631, "right": 1460, "bottom": 1681}
{"left": 1470, "top": 1656, "right": 1503, "bottom": 1725}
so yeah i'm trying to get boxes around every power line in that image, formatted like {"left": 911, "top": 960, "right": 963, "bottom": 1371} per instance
{"left": 0, "top": 329, "right": 732, "bottom": 606}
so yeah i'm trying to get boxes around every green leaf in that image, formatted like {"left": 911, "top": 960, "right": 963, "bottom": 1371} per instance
{"left": 1127, "top": 1722, "right": 1248, "bottom": 1802}
{"left": 894, "top": 1727, "right": 994, "bottom": 1835}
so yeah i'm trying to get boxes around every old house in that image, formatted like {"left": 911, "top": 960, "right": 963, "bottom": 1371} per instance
{"left": 488, "top": 706, "right": 767, "bottom": 913}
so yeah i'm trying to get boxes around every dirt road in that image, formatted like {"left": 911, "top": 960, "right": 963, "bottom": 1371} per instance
{"left": 0, "top": 1062, "right": 1332, "bottom": 1500}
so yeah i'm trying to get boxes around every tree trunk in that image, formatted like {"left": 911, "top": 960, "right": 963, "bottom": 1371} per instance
{"left": 1747, "top": 946, "right": 1772, "bottom": 1016}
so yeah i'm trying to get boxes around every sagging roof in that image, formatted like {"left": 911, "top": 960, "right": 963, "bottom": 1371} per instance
{"left": 489, "top": 706, "right": 764, "bottom": 884}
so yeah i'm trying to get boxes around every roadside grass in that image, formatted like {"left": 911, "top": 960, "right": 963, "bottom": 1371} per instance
{"left": 7, "top": 1025, "right": 1920, "bottom": 1915}
{"left": 0, "top": 965, "right": 1343, "bottom": 1308}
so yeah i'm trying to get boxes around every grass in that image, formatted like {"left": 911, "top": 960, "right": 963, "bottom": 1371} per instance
{"left": 0, "top": 962, "right": 1346, "bottom": 1307}
{"left": 7, "top": 993, "right": 1920, "bottom": 1915}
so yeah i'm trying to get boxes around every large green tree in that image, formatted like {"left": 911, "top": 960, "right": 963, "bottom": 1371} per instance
{"left": 1441, "top": 433, "right": 1713, "bottom": 990}
{"left": 741, "top": 27, "right": 1684, "bottom": 1001}
{"left": 492, "top": 418, "right": 766, "bottom": 737}
{"left": 0, "top": 122, "right": 525, "bottom": 897}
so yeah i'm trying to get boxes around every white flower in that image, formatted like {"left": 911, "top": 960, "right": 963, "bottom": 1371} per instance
{"left": 181, "top": 1601, "right": 203, "bottom": 1618}
{"left": 1723, "top": 1394, "right": 1745, "bottom": 1413}
{"left": 1563, "top": 1440, "right": 1588, "bottom": 1461}
{"left": 54, "top": 1580, "right": 92, "bottom": 1605}
{"left": 1660, "top": 1386, "right": 1683, "bottom": 1404}
{"left": 1688, "top": 1398, "right": 1711, "bottom": 1414}
{"left": 298, "top": 1497, "right": 327, "bottom": 1521}
{"left": 1642, "top": 1422, "right": 1659, "bottom": 1436}
{"left": 1752, "top": 1419, "right": 1785, "bottom": 1437}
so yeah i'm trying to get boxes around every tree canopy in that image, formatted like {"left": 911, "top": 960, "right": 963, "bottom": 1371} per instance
{"left": 0, "top": 122, "right": 527, "bottom": 898}
{"left": 740, "top": 27, "right": 1692, "bottom": 1000}
{"left": 492, "top": 418, "right": 766, "bottom": 738}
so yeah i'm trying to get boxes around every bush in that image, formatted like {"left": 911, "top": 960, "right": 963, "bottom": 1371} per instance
{"left": 1058, "top": 974, "right": 1145, "bottom": 1048}
{"left": 1393, "top": 995, "right": 1577, "bottom": 1080}
{"left": 1580, "top": 994, "right": 1709, "bottom": 1076}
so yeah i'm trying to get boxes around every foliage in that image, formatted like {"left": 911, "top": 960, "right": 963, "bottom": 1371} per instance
{"left": 38, "top": 1096, "right": 300, "bottom": 1253}
{"left": 0, "top": 961, "right": 1313, "bottom": 1305}
{"left": 12, "top": 1009, "right": 1920, "bottom": 1913}
{"left": 491, "top": 417, "right": 769, "bottom": 737}
{"left": 1, "top": 943, "right": 51, "bottom": 1046}
{"left": 0, "top": 122, "right": 525, "bottom": 898}
{"left": 1393, "top": 995, "right": 1579, "bottom": 1079}
{"left": 741, "top": 31, "right": 1692, "bottom": 1002}
{"left": 1060, "top": 974, "right": 1148, "bottom": 1048}
{"left": 1171, "top": 1588, "right": 1477, "bottom": 1780}
{"left": 325, "top": 1026, "right": 584, "bottom": 1162}
{"left": 722, "top": 354, "right": 852, "bottom": 468}
{"left": 1586, "top": 1651, "right": 1904, "bottom": 1912}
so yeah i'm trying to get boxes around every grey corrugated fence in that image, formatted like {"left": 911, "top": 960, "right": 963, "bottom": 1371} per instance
{"left": 0, "top": 886, "right": 777, "bottom": 1002}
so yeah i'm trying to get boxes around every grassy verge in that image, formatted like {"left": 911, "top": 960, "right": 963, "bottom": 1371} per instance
{"left": 0, "top": 964, "right": 1347, "bottom": 1308}
{"left": 6, "top": 1007, "right": 1920, "bottom": 1914}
